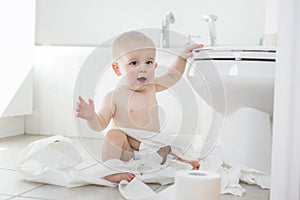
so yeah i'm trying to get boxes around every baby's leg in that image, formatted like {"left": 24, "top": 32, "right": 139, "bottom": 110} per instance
{"left": 102, "top": 129, "right": 135, "bottom": 183}
{"left": 157, "top": 145, "right": 200, "bottom": 170}
{"left": 104, "top": 173, "right": 135, "bottom": 183}
{"left": 102, "top": 129, "right": 134, "bottom": 162}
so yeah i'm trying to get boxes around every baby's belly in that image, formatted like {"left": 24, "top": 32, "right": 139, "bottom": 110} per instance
{"left": 113, "top": 101, "right": 161, "bottom": 132}
{"left": 112, "top": 114, "right": 161, "bottom": 132}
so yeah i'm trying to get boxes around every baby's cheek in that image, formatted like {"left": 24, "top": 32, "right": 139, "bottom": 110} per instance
{"left": 148, "top": 68, "right": 156, "bottom": 78}
{"left": 130, "top": 71, "right": 139, "bottom": 80}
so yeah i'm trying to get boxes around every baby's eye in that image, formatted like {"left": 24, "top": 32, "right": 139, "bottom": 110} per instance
{"left": 146, "top": 61, "right": 153, "bottom": 65}
{"left": 129, "top": 61, "right": 137, "bottom": 66}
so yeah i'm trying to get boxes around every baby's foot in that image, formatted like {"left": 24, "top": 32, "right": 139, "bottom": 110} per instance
{"left": 104, "top": 173, "right": 135, "bottom": 183}
{"left": 174, "top": 157, "right": 200, "bottom": 170}
{"left": 185, "top": 160, "right": 200, "bottom": 170}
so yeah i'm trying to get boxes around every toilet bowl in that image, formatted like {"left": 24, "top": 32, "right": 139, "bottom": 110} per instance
{"left": 187, "top": 46, "right": 276, "bottom": 174}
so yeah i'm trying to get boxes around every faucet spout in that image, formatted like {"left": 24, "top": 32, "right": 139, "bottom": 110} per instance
{"left": 160, "top": 11, "right": 175, "bottom": 48}
{"left": 202, "top": 14, "right": 218, "bottom": 46}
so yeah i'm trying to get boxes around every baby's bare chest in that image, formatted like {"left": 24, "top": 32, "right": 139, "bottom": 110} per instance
{"left": 112, "top": 89, "right": 160, "bottom": 130}
{"left": 115, "top": 92, "right": 158, "bottom": 117}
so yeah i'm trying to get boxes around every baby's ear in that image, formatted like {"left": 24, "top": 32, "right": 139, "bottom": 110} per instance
{"left": 112, "top": 63, "right": 121, "bottom": 76}
{"left": 154, "top": 62, "right": 158, "bottom": 68}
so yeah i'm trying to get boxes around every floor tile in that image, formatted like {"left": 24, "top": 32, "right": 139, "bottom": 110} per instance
{"left": 21, "top": 184, "right": 125, "bottom": 200}
{"left": 8, "top": 197, "right": 45, "bottom": 200}
{"left": 0, "top": 135, "right": 47, "bottom": 149}
{"left": 0, "top": 135, "right": 47, "bottom": 165}
{"left": 20, "top": 182, "right": 160, "bottom": 200}
{"left": 220, "top": 183, "right": 269, "bottom": 200}
{"left": 155, "top": 183, "right": 269, "bottom": 200}
{"left": 0, "top": 148, "right": 22, "bottom": 164}
{"left": 0, "top": 195, "right": 13, "bottom": 200}
{"left": 0, "top": 159, "right": 19, "bottom": 170}
{"left": 0, "top": 169, "right": 43, "bottom": 196}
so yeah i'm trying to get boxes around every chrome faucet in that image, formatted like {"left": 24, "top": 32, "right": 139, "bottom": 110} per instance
{"left": 202, "top": 14, "right": 218, "bottom": 46}
{"left": 160, "top": 11, "right": 175, "bottom": 48}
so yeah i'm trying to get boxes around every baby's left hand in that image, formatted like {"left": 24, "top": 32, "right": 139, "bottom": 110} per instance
{"left": 181, "top": 44, "right": 204, "bottom": 60}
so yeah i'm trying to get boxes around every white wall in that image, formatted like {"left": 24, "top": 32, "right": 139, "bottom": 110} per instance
{"left": 36, "top": 0, "right": 266, "bottom": 46}
{"left": 0, "top": 0, "right": 35, "bottom": 138}
{"left": 263, "top": 0, "right": 278, "bottom": 46}
{"left": 264, "top": 0, "right": 278, "bottom": 34}
{"left": 25, "top": 47, "right": 93, "bottom": 136}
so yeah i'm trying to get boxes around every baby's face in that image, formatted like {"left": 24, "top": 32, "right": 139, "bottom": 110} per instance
{"left": 113, "top": 48, "right": 157, "bottom": 91}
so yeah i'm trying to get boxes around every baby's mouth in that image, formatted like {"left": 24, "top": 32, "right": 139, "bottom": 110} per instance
{"left": 137, "top": 77, "right": 147, "bottom": 84}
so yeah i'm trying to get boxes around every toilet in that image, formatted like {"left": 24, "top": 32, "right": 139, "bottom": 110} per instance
{"left": 187, "top": 46, "right": 276, "bottom": 174}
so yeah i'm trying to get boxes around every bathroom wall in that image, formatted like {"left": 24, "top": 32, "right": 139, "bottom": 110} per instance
{"left": 263, "top": 0, "right": 278, "bottom": 46}
{"left": 0, "top": 0, "right": 35, "bottom": 138}
{"left": 36, "top": 0, "right": 266, "bottom": 46}
{"left": 24, "top": 0, "right": 270, "bottom": 137}
{"left": 25, "top": 47, "right": 93, "bottom": 137}
{"left": 264, "top": 0, "right": 278, "bottom": 34}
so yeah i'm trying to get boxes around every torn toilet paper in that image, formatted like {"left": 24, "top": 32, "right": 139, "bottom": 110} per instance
{"left": 17, "top": 134, "right": 193, "bottom": 188}
{"left": 17, "top": 133, "right": 270, "bottom": 197}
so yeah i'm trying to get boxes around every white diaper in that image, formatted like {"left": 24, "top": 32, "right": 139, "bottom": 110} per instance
{"left": 133, "top": 149, "right": 141, "bottom": 160}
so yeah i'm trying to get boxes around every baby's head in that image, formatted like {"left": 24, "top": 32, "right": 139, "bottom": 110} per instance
{"left": 112, "top": 31, "right": 158, "bottom": 91}
{"left": 112, "top": 31, "right": 156, "bottom": 61}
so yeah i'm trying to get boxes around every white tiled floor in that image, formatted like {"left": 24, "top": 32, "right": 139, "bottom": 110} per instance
{"left": 0, "top": 134, "right": 270, "bottom": 200}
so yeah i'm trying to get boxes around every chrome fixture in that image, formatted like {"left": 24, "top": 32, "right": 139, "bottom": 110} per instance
{"left": 202, "top": 14, "right": 218, "bottom": 46}
{"left": 160, "top": 11, "right": 175, "bottom": 48}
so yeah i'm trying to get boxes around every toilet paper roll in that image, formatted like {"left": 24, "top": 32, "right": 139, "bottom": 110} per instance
{"left": 175, "top": 170, "right": 221, "bottom": 200}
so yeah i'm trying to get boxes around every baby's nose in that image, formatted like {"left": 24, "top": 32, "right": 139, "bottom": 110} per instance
{"left": 139, "top": 65, "right": 146, "bottom": 72}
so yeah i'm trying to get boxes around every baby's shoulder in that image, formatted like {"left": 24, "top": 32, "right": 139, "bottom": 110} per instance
{"left": 104, "top": 88, "right": 125, "bottom": 100}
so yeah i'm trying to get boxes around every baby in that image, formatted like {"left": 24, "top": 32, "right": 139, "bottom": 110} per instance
{"left": 76, "top": 31, "right": 203, "bottom": 183}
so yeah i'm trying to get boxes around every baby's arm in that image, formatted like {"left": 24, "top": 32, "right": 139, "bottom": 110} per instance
{"left": 76, "top": 92, "right": 115, "bottom": 131}
{"left": 155, "top": 44, "right": 203, "bottom": 92}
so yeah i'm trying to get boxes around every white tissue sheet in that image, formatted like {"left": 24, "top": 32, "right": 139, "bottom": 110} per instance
{"left": 119, "top": 178, "right": 177, "bottom": 200}
{"left": 17, "top": 134, "right": 192, "bottom": 188}
{"left": 17, "top": 135, "right": 116, "bottom": 187}
{"left": 199, "top": 148, "right": 270, "bottom": 196}
{"left": 17, "top": 132, "right": 270, "bottom": 198}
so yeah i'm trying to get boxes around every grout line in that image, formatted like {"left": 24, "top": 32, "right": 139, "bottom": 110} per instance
{"left": 4, "top": 196, "right": 16, "bottom": 200}
{"left": 0, "top": 194, "right": 14, "bottom": 200}
{"left": 10, "top": 184, "right": 47, "bottom": 200}
{"left": 7, "top": 195, "right": 53, "bottom": 200}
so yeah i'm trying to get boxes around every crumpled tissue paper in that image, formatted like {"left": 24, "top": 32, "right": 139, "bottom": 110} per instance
{"left": 17, "top": 133, "right": 270, "bottom": 198}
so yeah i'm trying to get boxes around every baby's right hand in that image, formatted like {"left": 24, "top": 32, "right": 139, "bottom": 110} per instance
{"left": 76, "top": 96, "right": 95, "bottom": 120}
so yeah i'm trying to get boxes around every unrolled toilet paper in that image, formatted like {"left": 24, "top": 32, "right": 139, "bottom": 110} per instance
{"left": 175, "top": 170, "right": 221, "bottom": 200}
